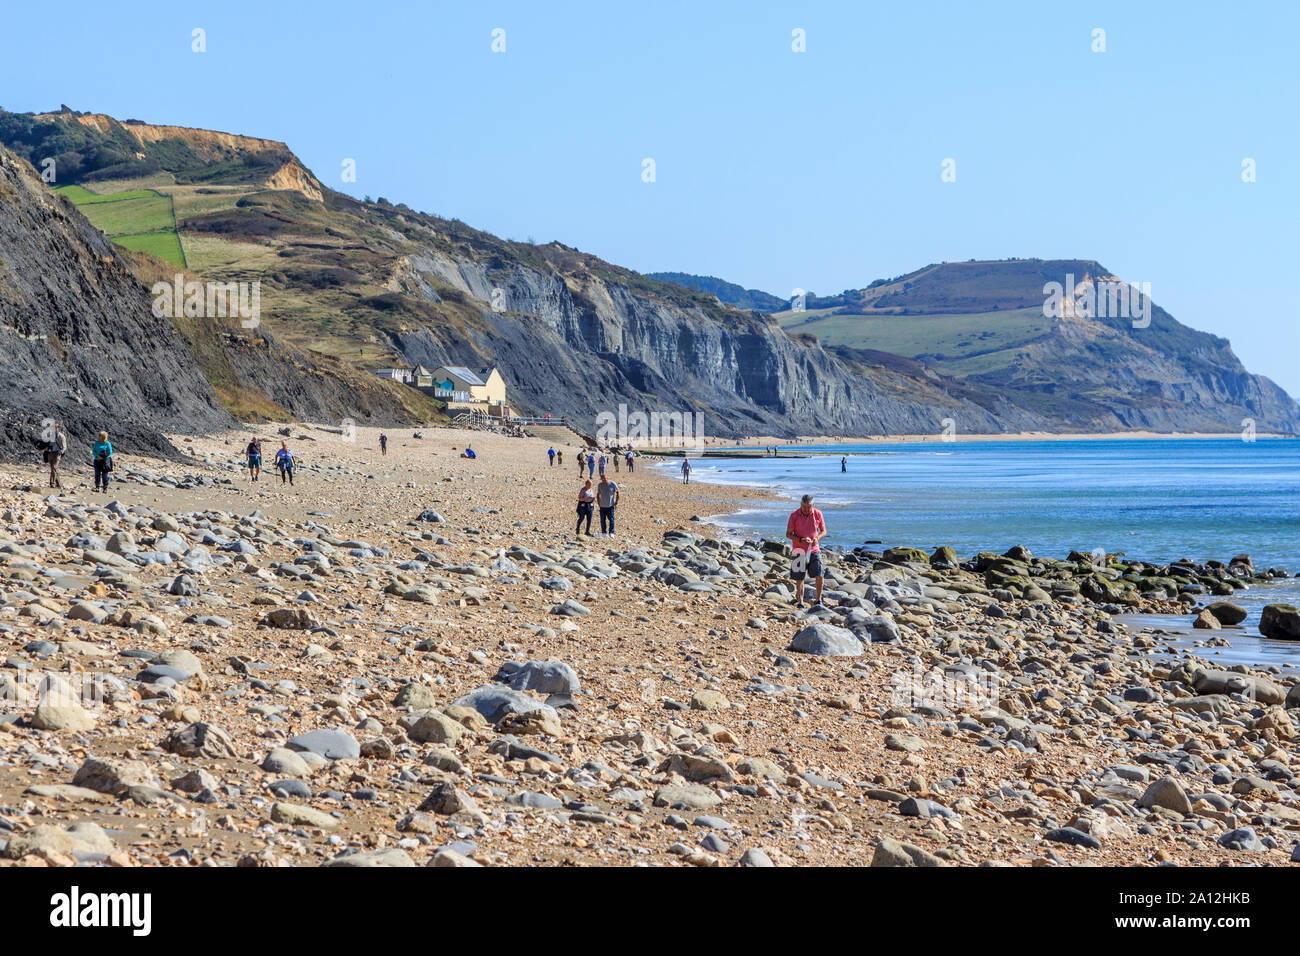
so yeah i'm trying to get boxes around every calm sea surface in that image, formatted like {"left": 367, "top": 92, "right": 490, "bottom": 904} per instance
{"left": 660, "top": 438, "right": 1300, "bottom": 667}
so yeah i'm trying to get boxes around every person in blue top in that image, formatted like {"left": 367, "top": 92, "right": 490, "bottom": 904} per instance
{"left": 587, "top": 453, "right": 595, "bottom": 478}
{"left": 548, "top": 447, "right": 555, "bottom": 467}
{"left": 274, "top": 443, "right": 295, "bottom": 485}
{"left": 92, "top": 431, "right": 113, "bottom": 492}
{"left": 379, "top": 433, "right": 388, "bottom": 456}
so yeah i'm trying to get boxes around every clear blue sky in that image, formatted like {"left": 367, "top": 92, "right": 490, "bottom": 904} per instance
{"left": 3, "top": 1, "right": 1298, "bottom": 393}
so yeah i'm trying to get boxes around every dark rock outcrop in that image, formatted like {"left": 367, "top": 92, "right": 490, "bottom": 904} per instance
{"left": 0, "top": 145, "right": 234, "bottom": 460}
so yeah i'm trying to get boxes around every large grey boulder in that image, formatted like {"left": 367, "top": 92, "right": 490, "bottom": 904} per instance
{"left": 496, "top": 659, "right": 581, "bottom": 698}
{"left": 1192, "top": 668, "right": 1284, "bottom": 705}
{"left": 1260, "top": 604, "right": 1300, "bottom": 640}
{"left": 1206, "top": 601, "right": 1248, "bottom": 625}
{"left": 789, "top": 622, "right": 862, "bottom": 657}
{"left": 1138, "top": 776, "right": 1192, "bottom": 815}
{"left": 287, "top": 729, "right": 360, "bottom": 761}
{"left": 871, "top": 838, "right": 946, "bottom": 867}
{"left": 454, "top": 684, "right": 556, "bottom": 724}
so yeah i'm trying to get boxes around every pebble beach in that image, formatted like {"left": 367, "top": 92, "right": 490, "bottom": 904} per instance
{"left": 0, "top": 425, "right": 1297, "bottom": 868}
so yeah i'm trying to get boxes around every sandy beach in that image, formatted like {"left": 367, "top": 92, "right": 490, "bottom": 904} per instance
{"left": 0, "top": 423, "right": 1294, "bottom": 868}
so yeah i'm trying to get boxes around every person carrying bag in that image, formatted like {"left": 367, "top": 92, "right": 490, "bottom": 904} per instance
{"left": 92, "top": 431, "right": 114, "bottom": 493}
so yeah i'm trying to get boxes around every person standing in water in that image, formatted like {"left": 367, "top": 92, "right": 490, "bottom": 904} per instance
{"left": 841, "top": 456, "right": 847, "bottom": 473}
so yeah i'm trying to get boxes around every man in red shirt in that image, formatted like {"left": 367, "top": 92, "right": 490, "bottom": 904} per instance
{"left": 786, "top": 494, "right": 827, "bottom": 608}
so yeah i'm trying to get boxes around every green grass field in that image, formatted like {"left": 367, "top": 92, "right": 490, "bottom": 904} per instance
{"left": 55, "top": 183, "right": 187, "bottom": 268}
{"left": 772, "top": 306, "right": 841, "bottom": 328}
{"left": 779, "top": 306, "right": 1052, "bottom": 360}
{"left": 113, "top": 231, "right": 187, "bottom": 264}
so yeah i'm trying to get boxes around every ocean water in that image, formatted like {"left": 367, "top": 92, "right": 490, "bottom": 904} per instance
{"left": 661, "top": 438, "right": 1300, "bottom": 665}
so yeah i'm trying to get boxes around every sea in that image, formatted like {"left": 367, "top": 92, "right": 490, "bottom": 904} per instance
{"left": 659, "top": 437, "right": 1300, "bottom": 669}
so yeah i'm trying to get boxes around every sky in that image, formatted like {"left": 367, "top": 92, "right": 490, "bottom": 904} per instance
{"left": 3, "top": 0, "right": 1298, "bottom": 393}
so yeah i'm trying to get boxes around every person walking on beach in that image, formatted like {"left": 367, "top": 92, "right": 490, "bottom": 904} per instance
{"left": 556, "top": 449, "right": 563, "bottom": 466}
{"left": 245, "top": 436, "right": 262, "bottom": 481}
{"left": 786, "top": 493, "right": 827, "bottom": 608}
{"left": 576, "top": 479, "right": 595, "bottom": 536}
{"left": 548, "top": 447, "right": 555, "bottom": 467}
{"left": 275, "top": 443, "right": 295, "bottom": 485}
{"left": 92, "top": 431, "right": 114, "bottom": 493}
{"left": 680, "top": 457, "right": 691, "bottom": 484}
{"left": 841, "top": 456, "right": 847, "bottom": 473}
{"left": 587, "top": 452, "right": 596, "bottom": 479}
{"left": 597, "top": 454, "right": 607, "bottom": 478}
{"left": 380, "top": 433, "right": 388, "bottom": 456}
{"left": 596, "top": 472, "right": 620, "bottom": 536}
{"left": 576, "top": 450, "right": 585, "bottom": 476}
{"left": 625, "top": 449, "right": 634, "bottom": 473}
{"left": 45, "top": 421, "right": 67, "bottom": 489}
{"left": 613, "top": 449, "right": 620, "bottom": 473}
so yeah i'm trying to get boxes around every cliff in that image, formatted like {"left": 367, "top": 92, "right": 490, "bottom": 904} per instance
{"left": 0, "top": 145, "right": 234, "bottom": 459}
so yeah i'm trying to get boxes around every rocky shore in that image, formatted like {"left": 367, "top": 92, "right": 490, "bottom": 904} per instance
{"left": 0, "top": 426, "right": 1298, "bottom": 867}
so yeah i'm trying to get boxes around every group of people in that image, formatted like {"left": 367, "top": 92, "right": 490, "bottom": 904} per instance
{"left": 39, "top": 422, "right": 829, "bottom": 611}
{"left": 576, "top": 473, "right": 620, "bottom": 536}
{"left": 562, "top": 447, "right": 634, "bottom": 477}
{"left": 245, "top": 437, "right": 296, "bottom": 485}
{"left": 558, "top": 445, "right": 635, "bottom": 537}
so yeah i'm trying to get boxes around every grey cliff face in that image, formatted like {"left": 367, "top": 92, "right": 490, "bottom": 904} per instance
{"left": 0, "top": 146, "right": 234, "bottom": 460}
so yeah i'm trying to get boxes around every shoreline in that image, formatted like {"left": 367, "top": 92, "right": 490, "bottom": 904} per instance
{"left": 700, "top": 430, "right": 1287, "bottom": 448}
{"left": 654, "top": 447, "right": 1300, "bottom": 668}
